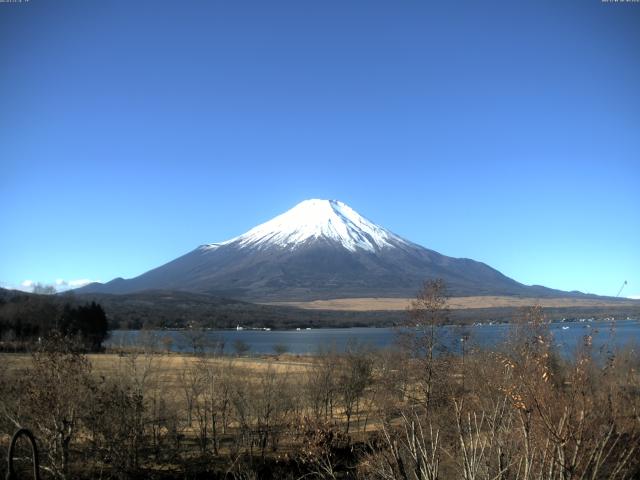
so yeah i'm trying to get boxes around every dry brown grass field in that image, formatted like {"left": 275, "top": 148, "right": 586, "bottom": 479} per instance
{"left": 266, "top": 295, "right": 640, "bottom": 311}
{"left": 1, "top": 352, "right": 315, "bottom": 402}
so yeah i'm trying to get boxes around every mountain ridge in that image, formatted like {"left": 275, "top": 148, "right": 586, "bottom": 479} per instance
{"left": 77, "top": 199, "right": 599, "bottom": 301}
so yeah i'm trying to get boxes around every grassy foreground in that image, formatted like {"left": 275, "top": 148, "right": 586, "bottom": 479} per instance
{"left": 1, "top": 307, "right": 639, "bottom": 479}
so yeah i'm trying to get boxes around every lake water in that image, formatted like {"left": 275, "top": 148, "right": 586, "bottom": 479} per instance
{"left": 106, "top": 318, "right": 640, "bottom": 357}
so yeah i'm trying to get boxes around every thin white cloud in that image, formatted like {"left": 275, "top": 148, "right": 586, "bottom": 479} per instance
{"left": 629, "top": 294, "right": 640, "bottom": 300}
{"left": 67, "top": 279, "right": 95, "bottom": 288}
{"left": 54, "top": 278, "right": 100, "bottom": 291}
{"left": 1, "top": 278, "right": 100, "bottom": 293}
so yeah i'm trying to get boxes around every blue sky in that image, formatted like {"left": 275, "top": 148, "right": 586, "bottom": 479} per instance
{"left": 1, "top": 0, "right": 639, "bottom": 298}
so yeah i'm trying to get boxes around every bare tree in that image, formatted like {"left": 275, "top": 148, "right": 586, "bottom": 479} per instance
{"left": 338, "top": 341, "right": 374, "bottom": 434}
{"left": 179, "top": 359, "right": 202, "bottom": 427}
{"left": 362, "top": 409, "right": 441, "bottom": 480}
{"left": 191, "top": 358, "right": 234, "bottom": 455}
{"left": 253, "top": 364, "right": 294, "bottom": 457}
{"left": 182, "top": 323, "right": 207, "bottom": 355}
{"left": 306, "top": 347, "right": 338, "bottom": 422}
{"left": 272, "top": 343, "right": 289, "bottom": 357}
{"left": 32, "top": 282, "right": 57, "bottom": 295}
{"left": 400, "top": 279, "right": 449, "bottom": 409}
{"left": 233, "top": 339, "right": 251, "bottom": 357}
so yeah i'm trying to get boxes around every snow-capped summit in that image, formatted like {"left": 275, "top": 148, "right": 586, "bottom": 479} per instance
{"left": 205, "top": 199, "right": 408, "bottom": 253}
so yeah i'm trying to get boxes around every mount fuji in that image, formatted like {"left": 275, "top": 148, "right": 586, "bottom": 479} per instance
{"left": 78, "top": 199, "right": 569, "bottom": 301}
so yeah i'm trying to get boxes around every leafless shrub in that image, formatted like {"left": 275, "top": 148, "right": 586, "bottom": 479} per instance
{"left": 337, "top": 342, "right": 374, "bottom": 434}
{"left": 13, "top": 334, "right": 92, "bottom": 479}
{"left": 297, "top": 418, "right": 354, "bottom": 480}
{"left": 306, "top": 348, "right": 339, "bottom": 423}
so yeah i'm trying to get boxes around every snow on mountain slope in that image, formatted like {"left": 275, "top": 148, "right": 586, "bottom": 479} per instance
{"left": 202, "top": 199, "right": 409, "bottom": 252}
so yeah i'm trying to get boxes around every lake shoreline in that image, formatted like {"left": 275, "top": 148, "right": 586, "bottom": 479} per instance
{"left": 105, "top": 318, "right": 640, "bottom": 356}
